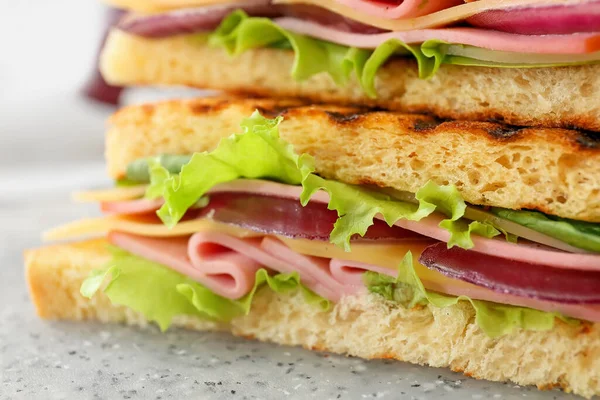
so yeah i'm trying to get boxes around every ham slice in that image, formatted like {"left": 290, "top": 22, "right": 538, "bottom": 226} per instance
{"left": 275, "top": 17, "right": 600, "bottom": 54}
{"left": 109, "top": 231, "right": 353, "bottom": 300}
{"left": 101, "top": 198, "right": 164, "bottom": 215}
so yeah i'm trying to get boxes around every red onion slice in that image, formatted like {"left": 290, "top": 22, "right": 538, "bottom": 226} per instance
{"left": 419, "top": 242, "right": 600, "bottom": 304}
{"left": 117, "top": 2, "right": 386, "bottom": 38}
{"left": 189, "top": 192, "right": 425, "bottom": 242}
{"left": 468, "top": 1, "right": 600, "bottom": 35}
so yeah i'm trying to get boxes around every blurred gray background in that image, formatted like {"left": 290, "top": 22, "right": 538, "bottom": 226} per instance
{"left": 1, "top": 1, "right": 108, "bottom": 168}
{"left": 0, "top": 0, "right": 203, "bottom": 195}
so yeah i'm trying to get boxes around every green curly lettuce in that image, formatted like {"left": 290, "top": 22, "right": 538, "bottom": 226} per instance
{"left": 81, "top": 246, "right": 329, "bottom": 331}
{"left": 144, "top": 111, "right": 497, "bottom": 251}
{"left": 363, "top": 252, "right": 573, "bottom": 338}
{"left": 209, "top": 10, "right": 371, "bottom": 87}
{"left": 145, "top": 111, "right": 315, "bottom": 227}
{"left": 204, "top": 11, "right": 600, "bottom": 99}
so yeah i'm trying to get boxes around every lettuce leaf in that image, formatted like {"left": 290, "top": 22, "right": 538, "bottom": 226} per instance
{"left": 146, "top": 111, "right": 315, "bottom": 227}
{"left": 209, "top": 10, "right": 371, "bottom": 87}
{"left": 363, "top": 252, "right": 570, "bottom": 338}
{"left": 206, "top": 11, "right": 598, "bottom": 99}
{"left": 145, "top": 111, "right": 496, "bottom": 250}
{"left": 81, "top": 246, "right": 329, "bottom": 331}
{"left": 491, "top": 208, "right": 600, "bottom": 253}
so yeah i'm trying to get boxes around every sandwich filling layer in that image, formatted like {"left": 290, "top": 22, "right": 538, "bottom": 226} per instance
{"left": 53, "top": 111, "right": 600, "bottom": 337}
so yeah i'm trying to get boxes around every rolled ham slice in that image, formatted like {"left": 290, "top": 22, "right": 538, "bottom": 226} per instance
{"left": 109, "top": 231, "right": 352, "bottom": 300}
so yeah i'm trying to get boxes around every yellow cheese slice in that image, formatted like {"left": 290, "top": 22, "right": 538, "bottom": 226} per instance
{"left": 73, "top": 186, "right": 148, "bottom": 202}
{"left": 280, "top": 237, "right": 432, "bottom": 269}
{"left": 43, "top": 216, "right": 261, "bottom": 241}
{"left": 45, "top": 214, "right": 475, "bottom": 291}
{"left": 281, "top": 236, "right": 465, "bottom": 286}
{"left": 44, "top": 216, "right": 421, "bottom": 266}
{"left": 45, "top": 214, "right": 426, "bottom": 271}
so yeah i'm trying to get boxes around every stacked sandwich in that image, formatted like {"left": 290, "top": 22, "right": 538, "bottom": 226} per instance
{"left": 26, "top": 0, "right": 600, "bottom": 397}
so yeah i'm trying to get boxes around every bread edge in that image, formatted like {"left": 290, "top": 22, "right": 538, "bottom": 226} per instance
{"left": 100, "top": 30, "right": 600, "bottom": 132}
{"left": 25, "top": 240, "right": 600, "bottom": 398}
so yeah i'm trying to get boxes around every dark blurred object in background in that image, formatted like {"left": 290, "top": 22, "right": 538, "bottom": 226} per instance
{"left": 82, "top": 8, "right": 126, "bottom": 106}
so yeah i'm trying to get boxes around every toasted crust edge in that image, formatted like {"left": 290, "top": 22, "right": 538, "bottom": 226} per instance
{"left": 25, "top": 240, "right": 600, "bottom": 399}
{"left": 105, "top": 96, "right": 600, "bottom": 222}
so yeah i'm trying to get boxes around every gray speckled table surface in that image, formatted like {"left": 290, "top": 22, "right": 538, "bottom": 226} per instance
{"left": 0, "top": 169, "right": 576, "bottom": 400}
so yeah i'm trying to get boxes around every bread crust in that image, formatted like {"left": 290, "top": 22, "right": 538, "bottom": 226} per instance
{"left": 105, "top": 96, "right": 600, "bottom": 222}
{"left": 25, "top": 240, "right": 600, "bottom": 399}
{"left": 101, "top": 30, "right": 600, "bottom": 132}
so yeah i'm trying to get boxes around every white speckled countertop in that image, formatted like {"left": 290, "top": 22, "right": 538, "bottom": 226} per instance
{"left": 0, "top": 2, "right": 577, "bottom": 399}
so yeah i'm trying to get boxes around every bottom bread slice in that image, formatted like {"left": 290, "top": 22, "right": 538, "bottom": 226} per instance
{"left": 25, "top": 240, "right": 600, "bottom": 398}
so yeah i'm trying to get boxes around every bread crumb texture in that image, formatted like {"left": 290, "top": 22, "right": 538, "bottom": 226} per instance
{"left": 106, "top": 97, "right": 600, "bottom": 222}
{"left": 101, "top": 30, "right": 600, "bottom": 131}
{"left": 26, "top": 240, "right": 600, "bottom": 398}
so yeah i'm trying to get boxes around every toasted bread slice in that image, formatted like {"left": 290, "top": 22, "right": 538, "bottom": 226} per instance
{"left": 106, "top": 96, "right": 600, "bottom": 222}
{"left": 25, "top": 240, "right": 600, "bottom": 398}
{"left": 101, "top": 30, "right": 600, "bottom": 132}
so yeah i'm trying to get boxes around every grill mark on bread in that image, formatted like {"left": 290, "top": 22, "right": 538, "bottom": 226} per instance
{"left": 575, "top": 130, "right": 600, "bottom": 149}
{"left": 255, "top": 105, "right": 297, "bottom": 118}
{"left": 412, "top": 119, "right": 444, "bottom": 132}
{"left": 325, "top": 111, "right": 365, "bottom": 124}
{"left": 188, "top": 99, "right": 233, "bottom": 115}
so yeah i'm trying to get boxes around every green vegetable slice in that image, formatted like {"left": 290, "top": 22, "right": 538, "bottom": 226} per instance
{"left": 491, "top": 208, "right": 600, "bottom": 253}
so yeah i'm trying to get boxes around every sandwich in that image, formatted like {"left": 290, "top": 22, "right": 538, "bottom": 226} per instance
{"left": 26, "top": 97, "right": 600, "bottom": 398}
{"left": 98, "top": 0, "right": 600, "bottom": 130}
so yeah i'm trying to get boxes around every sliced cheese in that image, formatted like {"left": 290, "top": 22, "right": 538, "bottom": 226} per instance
{"left": 280, "top": 236, "right": 465, "bottom": 287}
{"left": 44, "top": 215, "right": 428, "bottom": 268}
{"left": 73, "top": 185, "right": 148, "bottom": 202}
{"left": 280, "top": 237, "right": 433, "bottom": 269}
{"left": 45, "top": 214, "right": 476, "bottom": 292}
{"left": 273, "top": 0, "right": 583, "bottom": 31}
{"left": 43, "top": 216, "right": 261, "bottom": 241}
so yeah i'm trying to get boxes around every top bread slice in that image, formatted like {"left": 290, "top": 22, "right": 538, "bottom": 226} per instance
{"left": 101, "top": 29, "right": 600, "bottom": 131}
{"left": 106, "top": 97, "right": 600, "bottom": 222}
